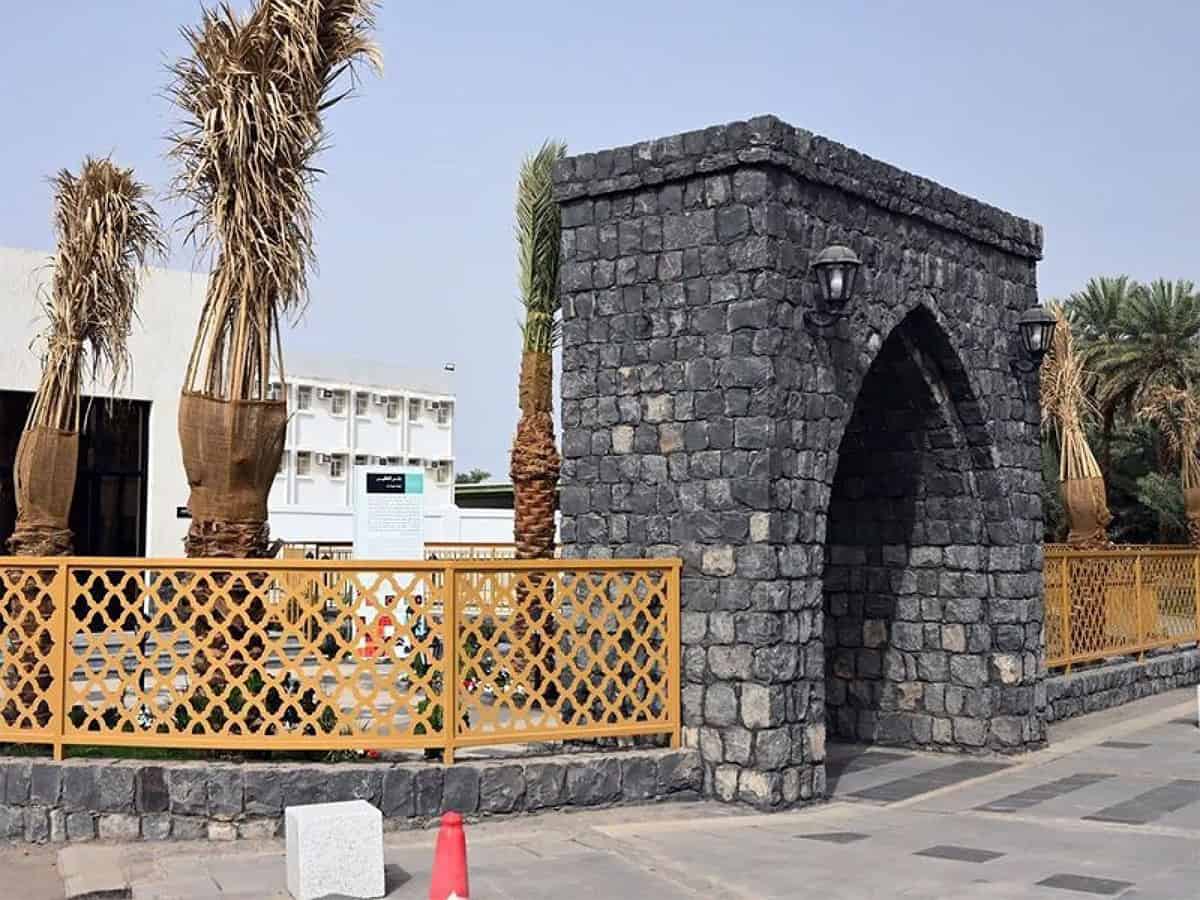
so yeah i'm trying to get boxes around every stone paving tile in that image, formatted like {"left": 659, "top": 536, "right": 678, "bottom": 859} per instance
{"left": 1035, "top": 873, "right": 1135, "bottom": 895}
{"left": 975, "top": 773, "right": 1116, "bottom": 813}
{"left": 794, "top": 831, "right": 870, "bottom": 844}
{"left": 1083, "top": 779, "right": 1200, "bottom": 825}
{"left": 849, "top": 760, "right": 1010, "bottom": 803}
{"left": 914, "top": 844, "right": 1005, "bottom": 863}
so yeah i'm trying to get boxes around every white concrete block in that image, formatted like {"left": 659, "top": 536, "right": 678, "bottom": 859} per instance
{"left": 286, "top": 800, "right": 385, "bottom": 900}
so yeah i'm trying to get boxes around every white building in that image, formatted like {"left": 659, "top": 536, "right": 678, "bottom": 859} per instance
{"left": 0, "top": 247, "right": 514, "bottom": 557}
{"left": 267, "top": 354, "right": 458, "bottom": 545}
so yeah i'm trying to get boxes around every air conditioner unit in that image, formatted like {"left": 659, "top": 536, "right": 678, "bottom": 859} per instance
{"left": 372, "top": 394, "right": 386, "bottom": 405}
{"left": 386, "top": 456, "right": 401, "bottom": 466}
{"left": 319, "top": 389, "right": 334, "bottom": 400}
{"left": 354, "top": 454, "right": 371, "bottom": 466}
{"left": 407, "top": 458, "right": 424, "bottom": 467}
{"left": 315, "top": 453, "right": 330, "bottom": 465}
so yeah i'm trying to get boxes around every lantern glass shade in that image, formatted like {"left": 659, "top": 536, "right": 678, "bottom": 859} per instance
{"left": 812, "top": 245, "right": 862, "bottom": 308}
{"left": 1017, "top": 306, "right": 1057, "bottom": 359}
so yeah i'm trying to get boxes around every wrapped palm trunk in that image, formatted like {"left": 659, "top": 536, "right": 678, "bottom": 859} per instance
{"left": 1182, "top": 455, "right": 1200, "bottom": 546}
{"left": 511, "top": 351, "right": 561, "bottom": 559}
{"left": 3, "top": 158, "right": 158, "bottom": 726}
{"left": 1041, "top": 305, "right": 1111, "bottom": 548}
{"left": 179, "top": 391, "right": 287, "bottom": 558}
{"left": 1060, "top": 427, "right": 1112, "bottom": 548}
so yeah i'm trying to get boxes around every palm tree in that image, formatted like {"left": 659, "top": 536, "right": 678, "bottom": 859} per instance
{"left": 8, "top": 159, "right": 161, "bottom": 556}
{"left": 1063, "top": 275, "right": 1137, "bottom": 478}
{"left": 1089, "top": 279, "right": 1200, "bottom": 447}
{"left": 1140, "top": 386, "right": 1200, "bottom": 544}
{"left": 508, "top": 141, "right": 566, "bottom": 701}
{"left": 1041, "top": 305, "right": 1111, "bottom": 547}
{"left": 167, "top": 0, "right": 380, "bottom": 559}
{"left": 510, "top": 141, "right": 567, "bottom": 561}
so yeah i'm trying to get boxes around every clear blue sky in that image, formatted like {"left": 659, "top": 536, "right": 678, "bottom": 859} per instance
{"left": 2, "top": 2, "right": 1197, "bottom": 476}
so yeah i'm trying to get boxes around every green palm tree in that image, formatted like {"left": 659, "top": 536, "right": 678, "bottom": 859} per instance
{"left": 1062, "top": 275, "right": 1137, "bottom": 478}
{"left": 1089, "top": 279, "right": 1200, "bottom": 473}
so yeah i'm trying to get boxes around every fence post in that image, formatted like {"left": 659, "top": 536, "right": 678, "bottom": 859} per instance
{"left": 1194, "top": 553, "right": 1200, "bottom": 645}
{"left": 1134, "top": 555, "right": 1145, "bottom": 660}
{"left": 668, "top": 562, "right": 682, "bottom": 749}
{"left": 443, "top": 563, "right": 458, "bottom": 767}
{"left": 52, "top": 562, "right": 69, "bottom": 761}
{"left": 1059, "top": 556, "right": 1071, "bottom": 673}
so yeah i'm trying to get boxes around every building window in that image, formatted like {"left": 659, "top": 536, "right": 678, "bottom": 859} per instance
{"left": 385, "top": 396, "right": 400, "bottom": 420}
{"left": 330, "top": 391, "right": 347, "bottom": 415}
{"left": 296, "top": 451, "right": 312, "bottom": 476}
{"left": 277, "top": 451, "right": 288, "bottom": 477}
{"left": 435, "top": 461, "right": 452, "bottom": 484}
{"left": 268, "top": 382, "right": 283, "bottom": 402}
{"left": 386, "top": 456, "right": 401, "bottom": 466}
{"left": 330, "top": 454, "right": 346, "bottom": 479}
{"left": 436, "top": 402, "right": 452, "bottom": 426}
{"left": 408, "top": 398, "right": 422, "bottom": 422}
{"left": 297, "top": 386, "right": 312, "bottom": 411}
{"left": 355, "top": 392, "right": 369, "bottom": 416}
{"left": 354, "top": 454, "right": 371, "bottom": 466}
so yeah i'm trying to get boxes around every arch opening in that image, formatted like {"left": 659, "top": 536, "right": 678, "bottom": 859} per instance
{"left": 822, "top": 307, "right": 996, "bottom": 748}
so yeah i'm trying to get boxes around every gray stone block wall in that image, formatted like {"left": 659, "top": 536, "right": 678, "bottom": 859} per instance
{"left": 0, "top": 749, "right": 701, "bottom": 843}
{"left": 554, "top": 115, "right": 1047, "bottom": 809}
{"left": 1045, "top": 649, "right": 1200, "bottom": 722}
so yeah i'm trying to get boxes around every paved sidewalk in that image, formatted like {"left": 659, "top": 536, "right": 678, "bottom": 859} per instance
{"left": 7, "top": 688, "right": 1200, "bottom": 899}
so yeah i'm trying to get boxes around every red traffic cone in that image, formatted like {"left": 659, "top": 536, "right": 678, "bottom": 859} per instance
{"left": 429, "top": 811, "right": 469, "bottom": 900}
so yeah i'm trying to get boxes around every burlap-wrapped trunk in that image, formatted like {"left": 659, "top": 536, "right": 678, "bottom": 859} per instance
{"left": 1062, "top": 476, "right": 1111, "bottom": 549}
{"left": 3, "top": 426, "right": 74, "bottom": 725}
{"left": 1185, "top": 486, "right": 1200, "bottom": 547}
{"left": 178, "top": 392, "right": 287, "bottom": 558}
{"left": 7, "top": 425, "right": 79, "bottom": 556}
{"left": 177, "top": 392, "right": 286, "bottom": 690}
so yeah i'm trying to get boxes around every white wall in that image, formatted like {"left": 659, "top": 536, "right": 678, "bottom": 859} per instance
{"left": 0, "top": 247, "right": 206, "bottom": 557}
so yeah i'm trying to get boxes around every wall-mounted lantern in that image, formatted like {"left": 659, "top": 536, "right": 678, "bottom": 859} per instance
{"left": 1014, "top": 306, "right": 1057, "bottom": 372}
{"left": 806, "top": 244, "right": 862, "bottom": 328}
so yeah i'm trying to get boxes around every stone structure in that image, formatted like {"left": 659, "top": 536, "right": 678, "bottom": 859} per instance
{"left": 286, "top": 800, "right": 385, "bottom": 900}
{"left": 0, "top": 748, "right": 700, "bottom": 843}
{"left": 555, "top": 115, "right": 1047, "bottom": 808}
{"left": 1045, "top": 648, "right": 1200, "bottom": 722}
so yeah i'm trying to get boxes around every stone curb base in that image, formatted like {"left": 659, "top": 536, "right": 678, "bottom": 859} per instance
{"left": 0, "top": 748, "right": 701, "bottom": 845}
{"left": 1045, "top": 647, "right": 1200, "bottom": 722}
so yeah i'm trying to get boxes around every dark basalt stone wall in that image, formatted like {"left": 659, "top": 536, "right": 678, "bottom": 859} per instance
{"left": 555, "top": 115, "right": 1046, "bottom": 809}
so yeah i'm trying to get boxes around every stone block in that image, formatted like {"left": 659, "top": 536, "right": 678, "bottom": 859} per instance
{"left": 167, "top": 767, "right": 208, "bottom": 816}
{"left": 238, "top": 818, "right": 278, "bottom": 840}
{"left": 61, "top": 765, "right": 99, "bottom": 813}
{"left": 620, "top": 756, "right": 659, "bottom": 801}
{"left": 171, "top": 816, "right": 207, "bottom": 841}
{"left": 98, "top": 813, "right": 140, "bottom": 841}
{"left": 380, "top": 768, "right": 414, "bottom": 819}
{"left": 243, "top": 767, "right": 284, "bottom": 817}
{"left": 141, "top": 813, "right": 172, "bottom": 841}
{"left": 567, "top": 758, "right": 621, "bottom": 806}
{"left": 3, "top": 761, "right": 31, "bottom": 805}
{"left": 96, "top": 764, "right": 135, "bottom": 813}
{"left": 286, "top": 801, "right": 385, "bottom": 900}
{"left": 29, "top": 763, "right": 61, "bottom": 806}
{"left": 414, "top": 768, "right": 444, "bottom": 818}
{"left": 207, "top": 767, "right": 244, "bottom": 820}
{"left": 0, "top": 805, "right": 23, "bottom": 839}
{"left": 208, "top": 821, "right": 238, "bottom": 841}
{"left": 524, "top": 762, "right": 568, "bottom": 810}
{"left": 66, "top": 812, "right": 95, "bottom": 842}
{"left": 24, "top": 806, "right": 49, "bottom": 843}
{"left": 479, "top": 765, "right": 525, "bottom": 814}
{"left": 135, "top": 766, "right": 169, "bottom": 814}
{"left": 442, "top": 767, "right": 480, "bottom": 815}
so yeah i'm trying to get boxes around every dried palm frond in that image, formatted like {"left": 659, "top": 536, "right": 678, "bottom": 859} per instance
{"left": 1039, "top": 304, "right": 1104, "bottom": 483}
{"left": 27, "top": 158, "right": 162, "bottom": 432}
{"left": 1140, "top": 385, "right": 1200, "bottom": 490}
{"left": 167, "top": 0, "right": 382, "bottom": 402}
{"left": 517, "top": 140, "right": 567, "bottom": 358}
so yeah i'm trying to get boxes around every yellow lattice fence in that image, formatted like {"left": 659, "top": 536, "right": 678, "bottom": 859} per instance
{"left": 0, "top": 557, "right": 680, "bottom": 763}
{"left": 1046, "top": 547, "right": 1200, "bottom": 669}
